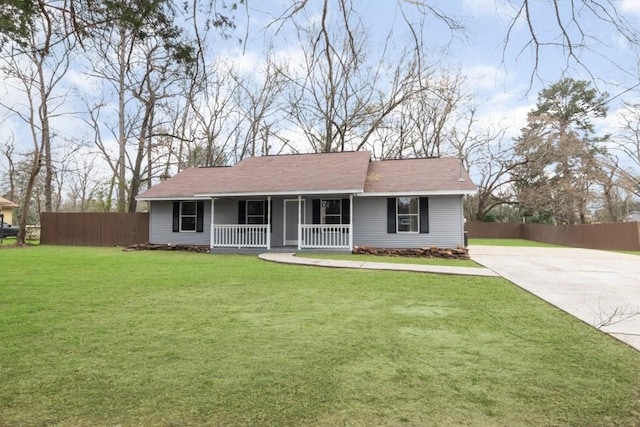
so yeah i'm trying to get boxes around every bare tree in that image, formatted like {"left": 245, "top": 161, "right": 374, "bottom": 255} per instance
{"left": 0, "top": 135, "right": 17, "bottom": 200}
{"left": 380, "top": 71, "right": 469, "bottom": 159}
{"left": 449, "top": 108, "right": 523, "bottom": 221}
{"left": 612, "top": 101, "right": 640, "bottom": 199}
{"left": 231, "top": 54, "right": 289, "bottom": 160}
{"left": 82, "top": 10, "right": 199, "bottom": 212}
{"left": 64, "top": 150, "right": 104, "bottom": 212}
{"left": 503, "top": 0, "right": 640, "bottom": 87}
{"left": 592, "top": 159, "right": 632, "bottom": 222}
{"left": 178, "top": 60, "right": 239, "bottom": 168}
{"left": 278, "top": 0, "right": 436, "bottom": 154}
{"left": 0, "top": 7, "right": 75, "bottom": 243}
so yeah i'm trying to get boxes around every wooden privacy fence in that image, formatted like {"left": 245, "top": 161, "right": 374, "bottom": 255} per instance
{"left": 466, "top": 221, "right": 640, "bottom": 251}
{"left": 41, "top": 212, "right": 149, "bottom": 247}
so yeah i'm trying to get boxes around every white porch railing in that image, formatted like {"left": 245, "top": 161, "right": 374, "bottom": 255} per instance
{"left": 212, "top": 224, "right": 269, "bottom": 248}
{"left": 300, "top": 224, "right": 350, "bottom": 249}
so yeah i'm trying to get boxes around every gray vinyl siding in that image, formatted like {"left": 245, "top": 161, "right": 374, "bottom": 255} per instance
{"left": 149, "top": 200, "right": 212, "bottom": 245}
{"left": 150, "top": 195, "right": 465, "bottom": 248}
{"left": 352, "top": 196, "right": 465, "bottom": 248}
{"left": 150, "top": 197, "right": 288, "bottom": 246}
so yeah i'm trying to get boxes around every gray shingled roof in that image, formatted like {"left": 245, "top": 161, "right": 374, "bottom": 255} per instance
{"left": 363, "top": 157, "right": 477, "bottom": 194}
{"left": 137, "top": 152, "right": 476, "bottom": 200}
{"left": 213, "top": 151, "right": 372, "bottom": 195}
{"left": 135, "top": 167, "right": 233, "bottom": 199}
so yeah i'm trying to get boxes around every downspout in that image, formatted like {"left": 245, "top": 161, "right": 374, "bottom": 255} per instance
{"left": 297, "top": 195, "right": 302, "bottom": 251}
{"left": 460, "top": 195, "right": 466, "bottom": 248}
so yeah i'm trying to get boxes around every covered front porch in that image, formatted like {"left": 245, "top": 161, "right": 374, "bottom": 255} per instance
{"left": 209, "top": 195, "right": 353, "bottom": 251}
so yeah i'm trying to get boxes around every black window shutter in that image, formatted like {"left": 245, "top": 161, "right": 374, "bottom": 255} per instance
{"left": 419, "top": 197, "right": 429, "bottom": 234}
{"left": 387, "top": 198, "right": 396, "bottom": 234}
{"left": 341, "top": 198, "right": 350, "bottom": 224}
{"left": 196, "top": 200, "right": 204, "bottom": 232}
{"left": 172, "top": 201, "right": 180, "bottom": 232}
{"left": 238, "top": 200, "right": 246, "bottom": 224}
{"left": 312, "top": 199, "right": 320, "bottom": 224}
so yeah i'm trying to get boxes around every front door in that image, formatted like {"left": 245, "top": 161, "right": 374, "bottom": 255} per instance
{"left": 283, "top": 199, "right": 305, "bottom": 246}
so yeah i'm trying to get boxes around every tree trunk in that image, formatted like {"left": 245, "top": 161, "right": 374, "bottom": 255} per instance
{"left": 128, "top": 98, "right": 154, "bottom": 213}
{"left": 17, "top": 154, "right": 42, "bottom": 244}
{"left": 39, "top": 66, "right": 53, "bottom": 213}
{"left": 117, "top": 27, "right": 127, "bottom": 212}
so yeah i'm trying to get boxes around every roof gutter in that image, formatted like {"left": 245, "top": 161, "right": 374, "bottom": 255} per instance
{"left": 136, "top": 196, "right": 213, "bottom": 201}
{"left": 194, "top": 189, "right": 365, "bottom": 198}
{"left": 358, "top": 189, "right": 477, "bottom": 197}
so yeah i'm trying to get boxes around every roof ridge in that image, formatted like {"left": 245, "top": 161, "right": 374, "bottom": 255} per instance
{"left": 375, "top": 156, "right": 449, "bottom": 161}
{"left": 240, "top": 151, "right": 370, "bottom": 159}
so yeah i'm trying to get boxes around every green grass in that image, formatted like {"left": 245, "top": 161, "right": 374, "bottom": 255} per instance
{"left": 296, "top": 252, "right": 481, "bottom": 267}
{"left": 0, "top": 237, "right": 17, "bottom": 245}
{"left": 1, "top": 246, "right": 639, "bottom": 426}
{"left": 469, "top": 238, "right": 563, "bottom": 247}
{"left": 0, "top": 237, "right": 39, "bottom": 246}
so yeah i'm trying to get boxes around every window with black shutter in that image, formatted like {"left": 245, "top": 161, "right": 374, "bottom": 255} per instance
{"left": 387, "top": 197, "right": 429, "bottom": 234}
{"left": 173, "top": 201, "right": 203, "bottom": 232}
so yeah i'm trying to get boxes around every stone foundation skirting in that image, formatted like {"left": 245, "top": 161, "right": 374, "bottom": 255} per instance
{"left": 123, "top": 243, "right": 210, "bottom": 253}
{"left": 353, "top": 245, "right": 469, "bottom": 260}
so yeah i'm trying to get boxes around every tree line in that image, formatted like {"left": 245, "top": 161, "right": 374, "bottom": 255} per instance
{"left": 1, "top": 0, "right": 640, "bottom": 244}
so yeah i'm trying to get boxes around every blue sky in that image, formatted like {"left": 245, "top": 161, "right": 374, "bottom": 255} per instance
{"left": 230, "top": 0, "right": 640, "bottom": 140}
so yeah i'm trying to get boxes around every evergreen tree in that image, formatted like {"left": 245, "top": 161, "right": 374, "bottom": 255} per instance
{"left": 512, "top": 78, "right": 608, "bottom": 224}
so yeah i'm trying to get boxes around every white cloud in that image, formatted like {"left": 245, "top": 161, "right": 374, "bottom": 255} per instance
{"left": 461, "top": 0, "right": 516, "bottom": 20}
{"left": 441, "top": 61, "right": 534, "bottom": 141}
{"left": 620, "top": 0, "right": 640, "bottom": 14}
{"left": 215, "top": 48, "right": 262, "bottom": 74}
{"left": 463, "top": 64, "right": 511, "bottom": 92}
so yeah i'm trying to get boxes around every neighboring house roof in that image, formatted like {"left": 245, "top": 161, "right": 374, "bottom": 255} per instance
{"left": 137, "top": 152, "right": 476, "bottom": 200}
{"left": 0, "top": 196, "right": 19, "bottom": 208}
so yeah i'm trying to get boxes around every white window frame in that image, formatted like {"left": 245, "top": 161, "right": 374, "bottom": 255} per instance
{"left": 180, "top": 201, "right": 197, "bottom": 232}
{"left": 321, "top": 199, "right": 342, "bottom": 224}
{"left": 396, "top": 197, "right": 419, "bottom": 233}
{"left": 246, "top": 200, "right": 266, "bottom": 225}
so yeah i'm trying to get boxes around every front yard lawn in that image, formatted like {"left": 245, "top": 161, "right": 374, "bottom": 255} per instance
{"left": 1, "top": 246, "right": 639, "bottom": 425}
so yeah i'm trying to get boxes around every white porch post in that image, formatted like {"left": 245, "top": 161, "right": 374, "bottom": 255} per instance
{"left": 349, "top": 193, "right": 354, "bottom": 251}
{"left": 267, "top": 196, "right": 271, "bottom": 250}
{"left": 297, "top": 195, "right": 302, "bottom": 250}
{"left": 210, "top": 198, "right": 215, "bottom": 249}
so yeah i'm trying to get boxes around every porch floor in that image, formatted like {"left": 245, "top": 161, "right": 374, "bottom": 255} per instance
{"left": 209, "top": 246, "right": 351, "bottom": 255}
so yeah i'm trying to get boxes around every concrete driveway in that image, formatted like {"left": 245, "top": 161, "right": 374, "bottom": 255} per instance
{"left": 470, "top": 245, "right": 640, "bottom": 351}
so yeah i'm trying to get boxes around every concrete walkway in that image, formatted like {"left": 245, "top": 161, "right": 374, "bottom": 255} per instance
{"left": 470, "top": 245, "right": 640, "bottom": 351}
{"left": 258, "top": 252, "right": 499, "bottom": 277}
